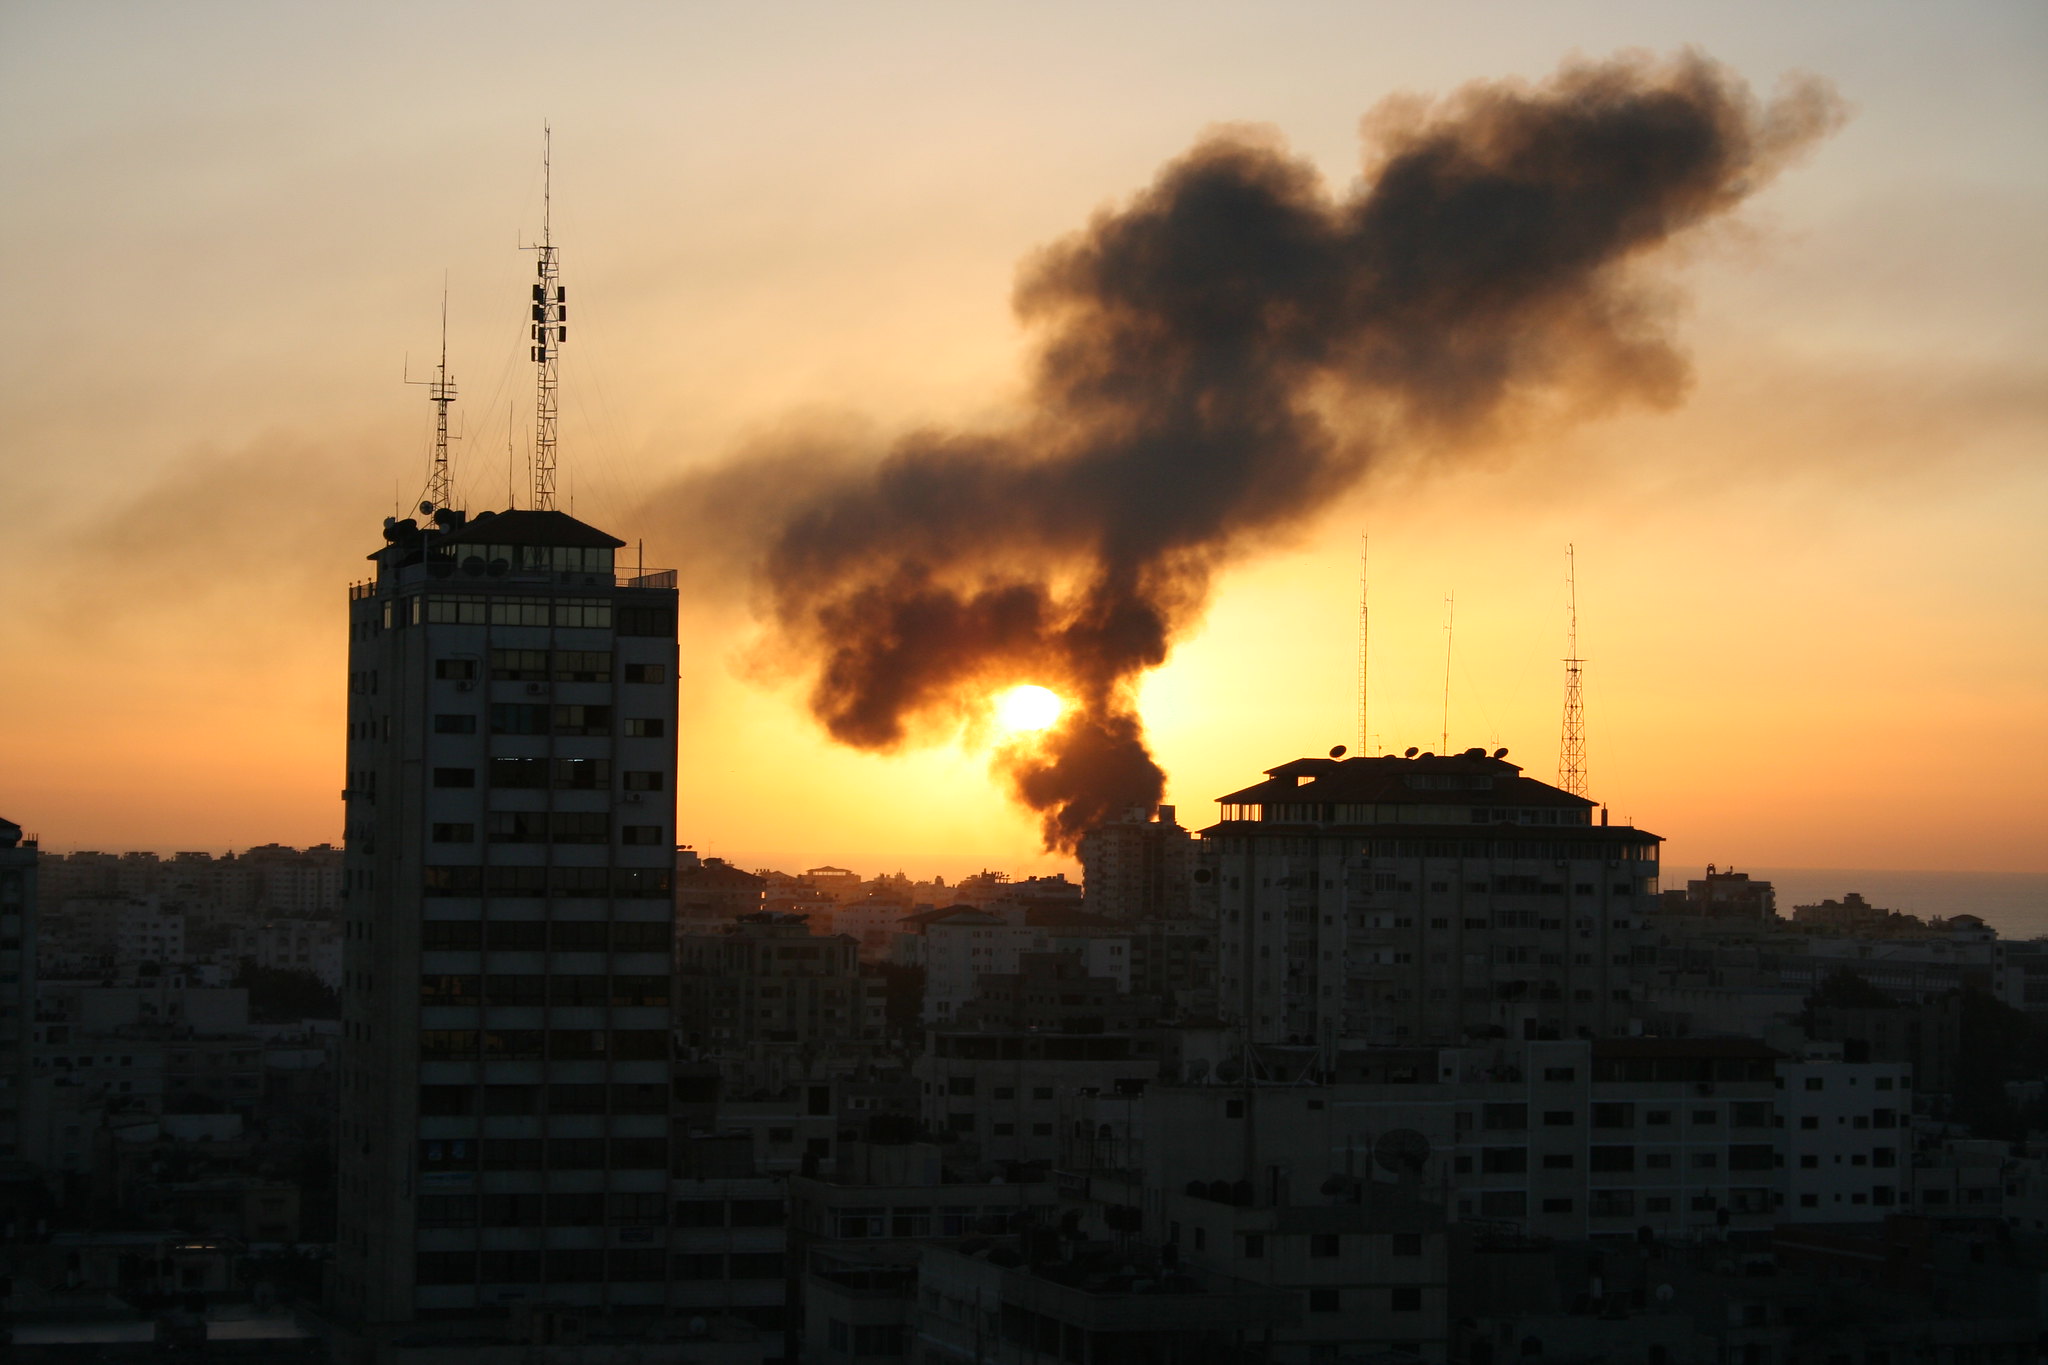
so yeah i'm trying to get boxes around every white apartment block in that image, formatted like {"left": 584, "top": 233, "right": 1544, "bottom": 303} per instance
{"left": 1775, "top": 1056, "right": 1911, "bottom": 1221}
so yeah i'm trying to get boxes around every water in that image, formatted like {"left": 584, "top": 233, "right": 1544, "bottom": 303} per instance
{"left": 1715, "top": 868, "right": 2048, "bottom": 942}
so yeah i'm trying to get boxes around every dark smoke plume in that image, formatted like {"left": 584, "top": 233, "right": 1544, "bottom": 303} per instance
{"left": 687, "top": 52, "right": 1841, "bottom": 851}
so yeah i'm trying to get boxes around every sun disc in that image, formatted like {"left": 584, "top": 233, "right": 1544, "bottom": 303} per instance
{"left": 995, "top": 684, "right": 1064, "bottom": 733}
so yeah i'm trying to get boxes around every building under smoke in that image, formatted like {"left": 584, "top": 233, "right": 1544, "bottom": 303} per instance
{"left": 1078, "top": 803, "right": 1194, "bottom": 921}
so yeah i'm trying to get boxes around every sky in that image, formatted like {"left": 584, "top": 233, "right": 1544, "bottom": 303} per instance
{"left": 1, "top": 1, "right": 2044, "bottom": 879}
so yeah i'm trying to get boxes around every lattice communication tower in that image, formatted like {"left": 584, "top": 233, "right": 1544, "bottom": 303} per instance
{"left": 1558, "top": 544, "right": 1587, "bottom": 797}
{"left": 527, "top": 126, "right": 567, "bottom": 511}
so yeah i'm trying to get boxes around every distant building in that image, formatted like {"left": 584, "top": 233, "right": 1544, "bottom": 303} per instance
{"left": 674, "top": 853, "right": 768, "bottom": 931}
{"left": 0, "top": 816, "right": 37, "bottom": 1161}
{"left": 1079, "top": 804, "right": 1194, "bottom": 920}
{"left": 1201, "top": 749, "right": 1660, "bottom": 1049}
{"left": 675, "top": 913, "right": 886, "bottom": 1054}
{"left": 1660, "top": 863, "right": 1777, "bottom": 920}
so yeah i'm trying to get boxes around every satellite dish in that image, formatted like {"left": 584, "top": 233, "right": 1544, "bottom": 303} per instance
{"left": 1493, "top": 747, "right": 1509, "bottom": 759}
{"left": 433, "top": 507, "right": 461, "bottom": 527}
{"left": 419, "top": 501, "right": 436, "bottom": 516}
{"left": 461, "top": 556, "right": 485, "bottom": 576}
{"left": 1404, "top": 747, "right": 1420, "bottom": 758}
{"left": 487, "top": 559, "right": 509, "bottom": 577}
{"left": 1329, "top": 744, "right": 1347, "bottom": 758}
{"left": 1373, "top": 1128, "right": 1431, "bottom": 1178}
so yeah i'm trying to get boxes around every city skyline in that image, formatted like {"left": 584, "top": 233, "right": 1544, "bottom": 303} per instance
{"left": 3, "top": 2, "right": 2045, "bottom": 877}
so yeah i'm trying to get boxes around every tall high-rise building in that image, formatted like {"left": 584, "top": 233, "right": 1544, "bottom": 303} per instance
{"left": 329, "top": 508, "right": 680, "bottom": 1354}
{"left": 0, "top": 816, "right": 36, "bottom": 1161}
{"left": 1201, "top": 749, "right": 1659, "bottom": 1049}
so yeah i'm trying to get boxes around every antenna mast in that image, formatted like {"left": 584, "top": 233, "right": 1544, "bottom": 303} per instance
{"left": 1357, "top": 535, "right": 1370, "bottom": 755}
{"left": 1440, "top": 591, "right": 1454, "bottom": 754}
{"left": 1559, "top": 545, "right": 1588, "bottom": 796}
{"left": 405, "top": 284, "right": 458, "bottom": 512}
{"left": 527, "top": 125, "right": 566, "bottom": 512}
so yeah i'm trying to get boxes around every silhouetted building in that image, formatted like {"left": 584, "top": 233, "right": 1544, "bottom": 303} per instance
{"left": 1201, "top": 749, "right": 1660, "bottom": 1048}
{"left": 1079, "top": 804, "right": 1193, "bottom": 920}
{"left": 0, "top": 816, "right": 36, "bottom": 1161}
{"left": 329, "top": 507, "right": 681, "bottom": 1356}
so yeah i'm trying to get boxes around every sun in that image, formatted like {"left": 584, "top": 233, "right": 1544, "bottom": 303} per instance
{"left": 994, "top": 684, "right": 1065, "bottom": 734}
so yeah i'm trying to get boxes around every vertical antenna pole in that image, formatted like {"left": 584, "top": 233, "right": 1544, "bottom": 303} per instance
{"left": 506, "top": 402, "right": 516, "bottom": 509}
{"left": 1357, "top": 535, "right": 1370, "bottom": 756}
{"left": 527, "top": 124, "right": 565, "bottom": 511}
{"left": 1559, "top": 545, "right": 1588, "bottom": 796}
{"left": 404, "top": 285, "right": 458, "bottom": 511}
{"left": 1440, "top": 592, "right": 1455, "bottom": 754}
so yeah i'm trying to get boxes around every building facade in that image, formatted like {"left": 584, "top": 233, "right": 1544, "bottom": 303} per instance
{"left": 1202, "top": 750, "right": 1660, "bottom": 1049}
{"left": 329, "top": 507, "right": 680, "bottom": 1350}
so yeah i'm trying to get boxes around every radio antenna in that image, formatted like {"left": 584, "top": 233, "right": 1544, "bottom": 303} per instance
{"left": 1357, "top": 535, "right": 1370, "bottom": 755}
{"left": 525, "top": 125, "right": 566, "bottom": 511}
{"left": 404, "top": 280, "right": 458, "bottom": 513}
{"left": 1440, "top": 591, "right": 1455, "bottom": 754}
{"left": 1559, "top": 545, "right": 1588, "bottom": 796}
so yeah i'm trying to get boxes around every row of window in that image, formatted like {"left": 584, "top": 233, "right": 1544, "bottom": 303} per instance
{"left": 422, "top": 974, "right": 670, "bottom": 1006}
{"left": 422, "top": 866, "right": 672, "bottom": 898}
{"left": 419, "top": 1081, "right": 670, "bottom": 1115}
{"left": 420, "top": 919, "right": 669, "bottom": 951}
{"left": 418, "top": 1028, "right": 668, "bottom": 1060}
{"left": 420, "top": 595, "right": 615, "bottom": 628}
{"left": 430, "top": 705, "right": 666, "bottom": 738}
{"left": 430, "top": 814, "right": 663, "bottom": 846}
{"left": 419, "top": 1190, "right": 668, "bottom": 1228}
{"left": 1472, "top": 1101, "right": 1773, "bottom": 1131}
{"left": 432, "top": 761, "right": 665, "bottom": 790}
{"left": 416, "top": 1248, "right": 757, "bottom": 1286}
{"left": 418, "top": 1135, "right": 666, "bottom": 1171}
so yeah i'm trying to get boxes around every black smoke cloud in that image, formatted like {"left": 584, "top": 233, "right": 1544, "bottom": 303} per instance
{"left": 668, "top": 52, "right": 1842, "bottom": 851}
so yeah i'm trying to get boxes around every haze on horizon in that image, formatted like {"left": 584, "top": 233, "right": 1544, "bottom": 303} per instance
{"left": 1, "top": 1, "right": 2044, "bottom": 879}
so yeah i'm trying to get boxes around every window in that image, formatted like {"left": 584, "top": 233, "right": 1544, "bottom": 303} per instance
{"left": 490, "top": 649, "right": 548, "bottom": 681}
{"left": 432, "top": 767, "right": 475, "bottom": 788}
{"left": 1592, "top": 1103, "right": 1634, "bottom": 1130}
{"left": 1692, "top": 1109, "right": 1719, "bottom": 1126}
{"left": 623, "top": 663, "right": 665, "bottom": 684}
{"left": 485, "top": 921, "right": 546, "bottom": 950}
{"left": 1479, "top": 1191, "right": 1526, "bottom": 1218}
{"left": 489, "top": 757, "right": 547, "bottom": 788}
{"left": 418, "top": 1194, "right": 475, "bottom": 1227}
{"left": 1392, "top": 1286, "right": 1422, "bottom": 1311}
{"left": 435, "top": 658, "right": 477, "bottom": 681}
{"left": 1591, "top": 1190, "right": 1635, "bottom": 1218}
{"left": 550, "top": 1138, "right": 605, "bottom": 1169}
{"left": 554, "top": 650, "right": 612, "bottom": 682}
{"left": 1310, "top": 1233, "right": 1340, "bottom": 1258}
{"left": 1482, "top": 1147, "right": 1528, "bottom": 1174}
{"left": 1392, "top": 1233, "right": 1422, "bottom": 1256}
{"left": 553, "top": 757, "right": 611, "bottom": 789}
{"left": 626, "top": 718, "right": 665, "bottom": 738}
{"left": 489, "top": 702, "right": 548, "bottom": 735}
{"left": 553, "top": 704, "right": 611, "bottom": 736}
{"left": 431, "top": 822, "right": 474, "bottom": 843}
{"left": 487, "top": 811, "right": 546, "bottom": 844}
{"left": 1542, "top": 1153, "right": 1575, "bottom": 1170}
{"left": 1241, "top": 1234, "right": 1264, "bottom": 1259}
{"left": 623, "top": 769, "right": 665, "bottom": 791}
{"left": 1690, "top": 1151, "right": 1719, "bottom": 1170}
{"left": 1590, "top": 1146, "right": 1635, "bottom": 1173}
{"left": 421, "top": 975, "right": 480, "bottom": 1005}
{"left": 1645, "top": 1110, "right": 1673, "bottom": 1127}
{"left": 621, "top": 824, "right": 664, "bottom": 845}
{"left": 433, "top": 713, "right": 476, "bottom": 734}
{"left": 1483, "top": 1103, "right": 1528, "bottom": 1131}
{"left": 422, "top": 921, "right": 481, "bottom": 949}
{"left": 551, "top": 811, "right": 608, "bottom": 844}
{"left": 617, "top": 606, "right": 674, "bottom": 637}
{"left": 1308, "top": 1288, "right": 1340, "bottom": 1313}
{"left": 1541, "top": 1198, "right": 1574, "bottom": 1214}
{"left": 1543, "top": 1110, "right": 1575, "bottom": 1127}
{"left": 1805, "top": 1077, "right": 1824, "bottom": 1091}
{"left": 1800, "top": 1116, "right": 1820, "bottom": 1130}
{"left": 415, "top": 1252, "right": 475, "bottom": 1285}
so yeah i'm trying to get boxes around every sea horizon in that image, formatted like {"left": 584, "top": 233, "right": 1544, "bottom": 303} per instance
{"left": 1700, "top": 866, "right": 2048, "bottom": 943}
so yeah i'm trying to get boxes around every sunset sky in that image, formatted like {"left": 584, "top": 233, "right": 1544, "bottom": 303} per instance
{"left": 2, "top": 2, "right": 2043, "bottom": 879}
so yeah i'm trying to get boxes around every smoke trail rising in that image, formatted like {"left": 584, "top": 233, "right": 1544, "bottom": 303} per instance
{"left": 683, "top": 52, "right": 1841, "bottom": 850}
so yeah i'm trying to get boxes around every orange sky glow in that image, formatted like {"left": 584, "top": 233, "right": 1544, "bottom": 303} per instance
{"left": 2, "top": 3, "right": 2044, "bottom": 879}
